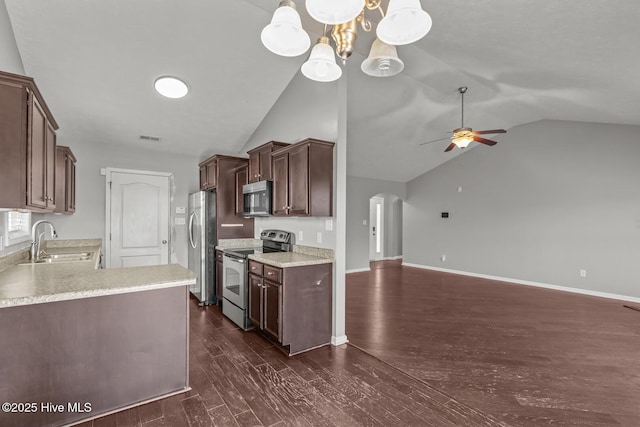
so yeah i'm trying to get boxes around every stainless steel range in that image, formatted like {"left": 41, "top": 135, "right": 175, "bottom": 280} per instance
{"left": 222, "top": 230, "right": 293, "bottom": 329}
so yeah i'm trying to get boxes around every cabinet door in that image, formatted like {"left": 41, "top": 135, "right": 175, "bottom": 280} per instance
{"left": 235, "top": 166, "right": 247, "bottom": 215}
{"left": 45, "top": 122, "right": 56, "bottom": 210}
{"left": 258, "top": 147, "right": 273, "bottom": 181}
{"left": 288, "top": 144, "right": 310, "bottom": 216}
{"left": 248, "top": 274, "right": 263, "bottom": 327}
{"left": 199, "top": 165, "right": 208, "bottom": 190}
{"left": 67, "top": 156, "right": 76, "bottom": 212}
{"left": 248, "top": 151, "right": 260, "bottom": 183}
{"left": 206, "top": 161, "right": 217, "bottom": 188}
{"left": 272, "top": 153, "right": 289, "bottom": 216}
{"left": 216, "top": 260, "right": 223, "bottom": 304}
{"left": 27, "top": 95, "right": 48, "bottom": 209}
{"left": 264, "top": 280, "right": 281, "bottom": 341}
{"left": 199, "top": 160, "right": 218, "bottom": 190}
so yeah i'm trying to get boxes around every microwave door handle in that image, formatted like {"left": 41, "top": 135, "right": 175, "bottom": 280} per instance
{"left": 188, "top": 211, "right": 197, "bottom": 249}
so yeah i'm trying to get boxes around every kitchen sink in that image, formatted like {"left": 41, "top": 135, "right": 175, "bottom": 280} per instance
{"left": 40, "top": 252, "right": 93, "bottom": 260}
{"left": 30, "top": 252, "right": 94, "bottom": 263}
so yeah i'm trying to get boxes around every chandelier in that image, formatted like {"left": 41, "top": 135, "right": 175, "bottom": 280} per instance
{"left": 261, "top": 0, "right": 432, "bottom": 82}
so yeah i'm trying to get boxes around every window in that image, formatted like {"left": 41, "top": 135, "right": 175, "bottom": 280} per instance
{"left": 3, "top": 211, "right": 31, "bottom": 247}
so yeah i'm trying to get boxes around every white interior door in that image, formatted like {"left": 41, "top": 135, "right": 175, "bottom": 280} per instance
{"left": 106, "top": 168, "right": 171, "bottom": 268}
{"left": 369, "top": 196, "right": 384, "bottom": 261}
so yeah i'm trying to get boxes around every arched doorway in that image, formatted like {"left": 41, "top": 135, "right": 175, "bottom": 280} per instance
{"left": 368, "top": 192, "right": 403, "bottom": 268}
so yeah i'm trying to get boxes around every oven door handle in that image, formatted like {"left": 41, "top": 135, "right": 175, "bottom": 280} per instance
{"left": 224, "top": 254, "right": 245, "bottom": 263}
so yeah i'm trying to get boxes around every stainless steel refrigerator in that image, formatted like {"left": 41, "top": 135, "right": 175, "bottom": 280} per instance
{"left": 188, "top": 191, "right": 217, "bottom": 305}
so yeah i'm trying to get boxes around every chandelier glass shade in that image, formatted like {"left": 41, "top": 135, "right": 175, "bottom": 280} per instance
{"left": 261, "top": 1, "right": 311, "bottom": 57}
{"left": 301, "top": 37, "right": 343, "bottom": 82}
{"left": 261, "top": 0, "right": 432, "bottom": 82}
{"left": 377, "top": 0, "right": 432, "bottom": 45}
{"left": 361, "top": 38, "right": 404, "bottom": 77}
{"left": 306, "top": 0, "right": 365, "bottom": 25}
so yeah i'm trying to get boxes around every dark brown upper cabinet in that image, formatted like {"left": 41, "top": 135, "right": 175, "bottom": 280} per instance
{"left": 235, "top": 164, "right": 248, "bottom": 216}
{"left": 247, "top": 141, "right": 289, "bottom": 183}
{"left": 199, "top": 156, "right": 217, "bottom": 190}
{"left": 54, "top": 145, "right": 76, "bottom": 214}
{"left": 272, "top": 138, "right": 334, "bottom": 217}
{"left": 0, "top": 71, "right": 58, "bottom": 212}
{"left": 197, "top": 154, "right": 254, "bottom": 239}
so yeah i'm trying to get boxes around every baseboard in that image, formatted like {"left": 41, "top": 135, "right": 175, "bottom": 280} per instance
{"left": 346, "top": 268, "right": 370, "bottom": 274}
{"left": 403, "top": 262, "right": 640, "bottom": 304}
{"left": 331, "top": 335, "right": 349, "bottom": 346}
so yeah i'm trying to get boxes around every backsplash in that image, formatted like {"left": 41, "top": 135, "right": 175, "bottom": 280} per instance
{"left": 254, "top": 216, "right": 335, "bottom": 250}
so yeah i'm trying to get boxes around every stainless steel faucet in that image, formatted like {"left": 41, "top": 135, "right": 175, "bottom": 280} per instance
{"left": 30, "top": 220, "right": 58, "bottom": 261}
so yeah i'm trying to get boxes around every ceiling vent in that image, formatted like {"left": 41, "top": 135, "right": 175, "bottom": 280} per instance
{"left": 139, "top": 135, "right": 161, "bottom": 142}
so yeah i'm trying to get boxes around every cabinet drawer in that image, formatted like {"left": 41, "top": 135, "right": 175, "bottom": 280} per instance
{"left": 263, "top": 265, "right": 282, "bottom": 284}
{"left": 248, "top": 260, "right": 263, "bottom": 276}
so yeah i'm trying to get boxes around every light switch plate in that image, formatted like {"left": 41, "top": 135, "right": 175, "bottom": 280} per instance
{"left": 325, "top": 219, "right": 333, "bottom": 231}
{"left": 175, "top": 218, "right": 186, "bottom": 225}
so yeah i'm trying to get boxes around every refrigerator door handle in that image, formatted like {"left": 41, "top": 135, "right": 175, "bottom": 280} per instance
{"left": 188, "top": 211, "right": 197, "bottom": 249}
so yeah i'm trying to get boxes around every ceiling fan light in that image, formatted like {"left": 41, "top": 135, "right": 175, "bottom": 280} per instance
{"left": 301, "top": 37, "right": 342, "bottom": 82}
{"left": 261, "top": 0, "right": 311, "bottom": 57}
{"left": 361, "top": 39, "right": 404, "bottom": 77}
{"left": 377, "top": 0, "right": 432, "bottom": 45}
{"left": 306, "top": 0, "right": 365, "bottom": 25}
{"left": 453, "top": 136, "right": 473, "bottom": 149}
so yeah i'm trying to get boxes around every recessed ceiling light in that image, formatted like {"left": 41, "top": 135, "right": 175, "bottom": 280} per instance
{"left": 154, "top": 76, "right": 189, "bottom": 99}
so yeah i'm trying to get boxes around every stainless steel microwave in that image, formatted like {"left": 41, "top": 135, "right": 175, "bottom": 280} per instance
{"left": 242, "top": 180, "right": 272, "bottom": 216}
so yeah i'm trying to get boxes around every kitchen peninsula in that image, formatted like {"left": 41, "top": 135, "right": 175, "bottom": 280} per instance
{"left": 0, "top": 239, "right": 195, "bottom": 427}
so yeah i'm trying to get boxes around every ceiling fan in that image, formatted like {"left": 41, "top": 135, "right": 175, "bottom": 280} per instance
{"left": 421, "top": 87, "right": 506, "bottom": 152}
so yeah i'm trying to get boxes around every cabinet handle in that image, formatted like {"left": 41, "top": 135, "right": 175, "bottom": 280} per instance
{"left": 267, "top": 271, "right": 273, "bottom": 276}
{"left": 315, "top": 280, "right": 322, "bottom": 286}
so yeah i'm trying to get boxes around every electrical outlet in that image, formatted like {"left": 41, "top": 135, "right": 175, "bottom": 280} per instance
{"left": 317, "top": 231, "right": 322, "bottom": 243}
{"left": 362, "top": 219, "right": 367, "bottom": 226}
{"left": 441, "top": 254, "right": 446, "bottom": 262}
{"left": 298, "top": 231, "right": 303, "bottom": 242}
{"left": 580, "top": 269, "right": 587, "bottom": 277}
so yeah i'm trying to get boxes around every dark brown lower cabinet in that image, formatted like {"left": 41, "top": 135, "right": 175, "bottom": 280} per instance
{"left": 215, "top": 250, "right": 223, "bottom": 305}
{"left": 248, "top": 259, "right": 332, "bottom": 354}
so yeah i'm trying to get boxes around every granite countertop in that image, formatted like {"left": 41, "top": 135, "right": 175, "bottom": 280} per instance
{"left": 0, "top": 239, "right": 195, "bottom": 309}
{"left": 248, "top": 245, "right": 334, "bottom": 268}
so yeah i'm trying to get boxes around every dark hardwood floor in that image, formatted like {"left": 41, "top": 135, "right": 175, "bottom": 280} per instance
{"left": 85, "top": 293, "right": 503, "bottom": 427}
{"left": 345, "top": 266, "right": 640, "bottom": 426}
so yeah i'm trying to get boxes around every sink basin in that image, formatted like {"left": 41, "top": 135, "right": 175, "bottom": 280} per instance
{"left": 40, "top": 252, "right": 93, "bottom": 260}
{"left": 31, "top": 252, "right": 94, "bottom": 263}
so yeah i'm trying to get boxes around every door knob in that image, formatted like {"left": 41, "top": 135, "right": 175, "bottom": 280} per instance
{"left": 162, "top": 240, "right": 168, "bottom": 244}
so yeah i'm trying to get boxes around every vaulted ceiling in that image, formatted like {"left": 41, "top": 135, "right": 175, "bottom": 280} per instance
{"left": 5, "top": 1, "right": 640, "bottom": 182}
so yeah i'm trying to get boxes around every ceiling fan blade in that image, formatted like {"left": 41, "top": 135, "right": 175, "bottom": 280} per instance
{"left": 444, "top": 142, "right": 457, "bottom": 152}
{"left": 473, "top": 129, "right": 506, "bottom": 135}
{"left": 473, "top": 136, "right": 498, "bottom": 146}
{"left": 420, "top": 136, "right": 451, "bottom": 146}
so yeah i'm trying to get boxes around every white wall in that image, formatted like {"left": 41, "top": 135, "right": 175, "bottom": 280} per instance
{"left": 404, "top": 120, "right": 640, "bottom": 299}
{"left": 346, "top": 176, "right": 407, "bottom": 271}
{"left": 0, "top": 0, "right": 23, "bottom": 74}
{"left": 36, "top": 139, "right": 200, "bottom": 267}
